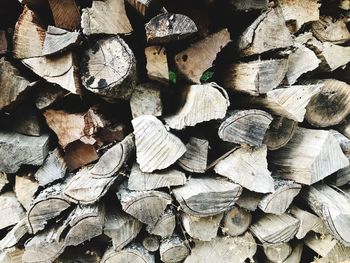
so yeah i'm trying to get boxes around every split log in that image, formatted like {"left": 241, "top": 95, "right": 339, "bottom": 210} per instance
{"left": 236, "top": 190, "right": 263, "bottom": 211}
{"left": 328, "top": 165, "right": 350, "bottom": 187}
{"left": 263, "top": 243, "right": 292, "bottom": 263}
{"left": 126, "top": 0, "right": 161, "bottom": 16}
{"left": 0, "top": 247, "right": 24, "bottom": 263}
{"left": 15, "top": 174, "right": 39, "bottom": 211}
{"left": 283, "top": 242, "right": 303, "bottom": 263}
{"left": 172, "top": 177, "right": 242, "bottom": 217}
{"left": 0, "top": 172, "right": 9, "bottom": 192}
{"left": 145, "top": 45, "right": 169, "bottom": 84}
{"left": 330, "top": 129, "right": 350, "bottom": 158}
{"left": 145, "top": 13, "right": 197, "bottom": 44}
{"left": 318, "top": 42, "right": 350, "bottom": 72}
{"left": 339, "top": 0, "right": 350, "bottom": 9}
{"left": 0, "top": 219, "right": 27, "bottom": 250}
{"left": 175, "top": 29, "right": 231, "bottom": 83}
{"left": 164, "top": 83, "right": 230, "bottom": 130}
{"left": 0, "top": 131, "right": 50, "bottom": 174}
{"left": 270, "top": 128, "right": 349, "bottom": 184}
{"left": 42, "top": 26, "right": 80, "bottom": 56}
{"left": 146, "top": 207, "right": 176, "bottom": 238}
{"left": 103, "top": 208, "right": 143, "bottom": 251}
{"left": 258, "top": 178, "right": 301, "bottom": 215}
{"left": 0, "top": 192, "right": 25, "bottom": 230}
{"left": 64, "top": 141, "right": 98, "bottom": 171}
{"left": 55, "top": 244, "right": 102, "bottom": 263}
{"left": 305, "top": 79, "right": 350, "bottom": 127}
{"left": 178, "top": 137, "right": 208, "bottom": 173}
{"left": 250, "top": 213, "right": 300, "bottom": 244}
{"left": 301, "top": 183, "right": 350, "bottom": 246}
{"left": 81, "top": 36, "right": 137, "bottom": 100}
{"left": 159, "top": 235, "right": 189, "bottom": 263}
{"left": 142, "top": 235, "right": 159, "bottom": 252}
{"left": 263, "top": 116, "right": 298, "bottom": 151}
{"left": 132, "top": 115, "right": 186, "bottom": 172}
{"left": 47, "top": 0, "right": 80, "bottom": 30}
{"left": 101, "top": 244, "right": 155, "bottom": 263}
{"left": 184, "top": 232, "right": 257, "bottom": 263}
{"left": 221, "top": 206, "right": 252, "bottom": 237}
{"left": 128, "top": 163, "right": 186, "bottom": 191}
{"left": 218, "top": 110, "right": 273, "bottom": 147}
{"left": 311, "top": 16, "right": 350, "bottom": 44}
{"left": 222, "top": 59, "right": 288, "bottom": 96}
{"left": 130, "top": 83, "right": 163, "bottom": 118}
{"left": 238, "top": 8, "right": 293, "bottom": 56}
{"left": 0, "top": 30, "right": 7, "bottom": 55}
{"left": 81, "top": 0, "right": 132, "bottom": 35}
{"left": 214, "top": 145, "right": 274, "bottom": 193}
{"left": 229, "top": 0, "right": 268, "bottom": 11}
{"left": 181, "top": 212, "right": 223, "bottom": 241}
{"left": 35, "top": 83, "right": 68, "bottom": 110}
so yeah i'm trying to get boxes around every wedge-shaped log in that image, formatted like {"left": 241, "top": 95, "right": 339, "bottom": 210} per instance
{"left": 0, "top": 192, "right": 25, "bottom": 231}
{"left": 222, "top": 206, "right": 251, "bottom": 237}
{"left": 145, "top": 46, "right": 169, "bottom": 84}
{"left": 311, "top": 16, "right": 350, "bottom": 44}
{"left": 101, "top": 244, "right": 155, "bottom": 263}
{"left": 48, "top": 0, "right": 80, "bottom": 30}
{"left": 64, "top": 141, "right": 99, "bottom": 171}
{"left": 236, "top": 190, "right": 263, "bottom": 211}
{"left": 283, "top": 242, "right": 303, "bottom": 263}
{"left": 0, "top": 218, "right": 27, "bottom": 250}
{"left": 127, "top": 0, "right": 161, "bottom": 16}
{"left": 160, "top": 235, "right": 189, "bottom": 263}
{"left": 319, "top": 42, "right": 350, "bottom": 71}
{"left": 15, "top": 174, "right": 39, "bottom": 210}
{"left": 263, "top": 243, "right": 292, "bottom": 263}
{"left": 178, "top": 137, "right": 208, "bottom": 173}
{"left": 35, "top": 82, "right": 68, "bottom": 110}
{"left": 0, "top": 247, "right": 24, "bottom": 263}
{"left": 146, "top": 207, "right": 176, "bottom": 238}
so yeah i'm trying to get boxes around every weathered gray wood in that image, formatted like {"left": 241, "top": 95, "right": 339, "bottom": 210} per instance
{"left": 175, "top": 29, "right": 231, "bottom": 83}
{"left": 263, "top": 243, "right": 292, "bottom": 263}
{"left": 160, "top": 235, "right": 189, "bottom": 263}
{"left": 172, "top": 177, "right": 242, "bottom": 217}
{"left": 236, "top": 190, "right": 263, "bottom": 211}
{"left": 283, "top": 242, "right": 303, "bottom": 263}
{"left": 178, "top": 137, "right": 208, "bottom": 173}
{"left": 330, "top": 129, "right": 350, "bottom": 159}
{"left": 229, "top": 0, "right": 268, "bottom": 10}
{"left": 48, "top": 0, "right": 80, "bottom": 31}
{"left": 0, "top": 172, "right": 9, "bottom": 193}
{"left": 142, "top": 235, "right": 160, "bottom": 252}
{"left": 0, "top": 219, "right": 27, "bottom": 250}
{"left": 222, "top": 206, "right": 251, "bottom": 237}
{"left": 0, "top": 247, "right": 24, "bottom": 263}
{"left": 145, "top": 45, "right": 169, "bottom": 84}
{"left": 214, "top": 145, "right": 274, "bottom": 193}
{"left": 126, "top": 0, "right": 161, "bottom": 16}
{"left": 101, "top": 243, "right": 155, "bottom": 263}
{"left": 132, "top": 115, "right": 186, "bottom": 172}
{"left": 146, "top": 207, "right": 176, "bottom": 238}
{"left": 0, "top": 192, "right": 25, "bottom": 231}
{"left": 15, "top": 174, "right": 39, "bottom": 211}
{"left": 311, "top": 16, "right": 350, "bottom": 44}
{"left": 270, "top": 128, "right": 349, "bottom": 184}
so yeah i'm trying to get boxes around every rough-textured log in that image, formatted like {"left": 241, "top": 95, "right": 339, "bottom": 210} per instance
{"left": 221, "top": 206, "right": 252, "bottom": 237}
{"left": 270, "top": 128, "right": 349, "bottom": 184}
{"left": 164, "top": 83, "right": 230, "bottom": 130}
{"left": 35, "top": 83, "right": 68, "bottom": 110}
{"left": 146, "top": 207, "right": 176, "bottom": 238}
{"left": 0, "top": 172, "right": 9, "bottom": 192}
{"left": 0, "top": 30, "right": 7, "bottom": 55}
{"left": 178, "top": 137, "right": 208, "bottom": 173}
{"left": 283, "top": 242, "right": 303, "bottom": 263}
{"left": 0, "top": 192, "right": 25, "bottom": 230}
{"left": 263, "top": 243, "right": 292, "bottom": 263}
{"left": 145, "top": 13, "right": 197, "bottom": 44}
{"left": 126, "top": 0, "right": 161, "bottom": 16}
{"left": 81, "top": 36, "right": 137, "bottom": 100}
{"left": 0, "top": 247, "right": 24, "bottom": 263}
{"left": 0, "top": 219, "right": 27, "bottom": 250}
{"left": 339, "top": 0, "right": 350, "bottom": 9}
{"left": 214, "top": 145, "right": 274, "bottom": 193}
{"left": 55, "top": 244, "right": 102, "bottom": 263}
{"left": 64, "top": 141, "right": 99, "bottom": 171}
{"left": 330, "top": 129, "right": 350, "bottom": 159}
{"left": 172, "top": 177, "right": 242, "bottom": 217}
{"left": 48, "top": 0, "right": 80, "bottom": 30}
{"left": 81, "top": 0, "right": 132, "bottom": 35}
{"left": 236, "top": 190, "right": 262, "bottom": 211}
{"left": 132, "top": 115, "right": 186, "bottom": 172}
{"left": 229, "top": 0, "right": 268, "bottom": 11}
{"left": 318, "top": 42, "right": 350, "bottom": 72}
{"left": 159, "top": 235, "right": 189, "bottom": 263}
{"left": 145, "top": 45, "right": 169, "bottom": 84}
{"left": 311, "top": 16, "right": 350, "bottom": 44}
{"left": 15, "top": 174, "right": 39, "bottom": 211}
{"left": 142, "top": 235, "right": 160, "bottom": 252}
{"left": 175, "top": 29, "right": 231, "bottom": 83}
{"left": 101, "top": 244, "right": 155, "bottom": 263}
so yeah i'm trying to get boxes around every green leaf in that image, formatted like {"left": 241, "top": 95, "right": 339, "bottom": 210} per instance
{"left": 200, "top": 70, "right": 214, "bottom": 83}
{"left": 169, "top": 71, "right": 177, "bottom": 84}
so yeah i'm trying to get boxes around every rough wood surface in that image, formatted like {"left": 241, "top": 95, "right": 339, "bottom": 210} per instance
{"left": 283, "top": 242, "right": 303, "bottom": 263}
{"left": 101, "top": 244, "right": 155, "bottom": 263}
{"left": 311, "top": 16, "right": 350, "bottom": 44}
{"left": 229, "top": 0, "right": 268, "bottom": 11}
{"left": 145, "top": 45, "right": 169, "bottom": 84}
{"left": 15, "top": 174, "right": 39, "bottom": 210}
{"left": 0, "top": 192, "right": 25, "bottom": 230}
{"left": 0, "top": 218, "right": 27, "bottom": 250}
{"left": 0, "top": 30, "right": 7, "bottom": 55}
{"left": 0, "top": 247, "right": 24, "bottom": 263}
{"left": 0, "top": 172, "right": 9, "bottom": 193}
{"left": 142, "top": 235, "right": 160, "bottom": 252}
{"left": 64, "top": 141, "right": 98, "bottom": 171}
{"left": 178, "top": 137, "right": 208, "bottom": 173}
{"left": 127, "top": 0, "right": 161, "bottom": 16}
{"left": 236, "top": 190, "right": 262, "bottom": 211}
{"left": 48, "top": 0, "right": 80, "bottom": 30}
{"left": 146, "top": 207, "right": 176, "bottom": 238}
{"left": 159, "top": 235, "right": 189, "bottom": 263}
{"left": 221, "top": 206, "right": 252, "bottom": 237}
{"left": 319, "top": 42, "right": 350, "bottom": 72}
{"left": 263, "top": 243, "right": 292, "bottom": 263}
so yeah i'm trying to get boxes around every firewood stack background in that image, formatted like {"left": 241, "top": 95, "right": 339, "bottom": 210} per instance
{"left": 2, "top": 0, "right": 350, "bottom": 262}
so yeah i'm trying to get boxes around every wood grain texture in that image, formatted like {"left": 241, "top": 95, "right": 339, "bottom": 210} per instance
{"left": 48, "top": 0, "right": 80, "bottom": 30}
{"left": 142, "top": 235, "right": 160, "bottom": 252}
{"left": 0, "top": 30, "right": 7, "bottom": 55}
{"left": 236, "top": 190, "right": 262, "bottom": 211}
{"left": 159, "top": 235, "right": 189, "bottom": 263}
{"left": 101, "top": 244, "right": 155, "bottom": 263}
{"left": 178, "top": 137, "right": 208, "bottom": 173}
{"left": 0, "top": 172, "right": 9, "bottom": 193}
{"left": 15, "top": 174, "right": 39, "bottom": 210}
{"left": 146, "top": 207, "right": 176, "bottom": 238}
{"left": 221, "top": 206, "right": 252, "bottom": 237}
{"left": 127, "top": 0, "right": 161, "bottom": 16}
{"left": 0, "top": 218, "right": 27, "bottom": 250}
{"left": 311, "top": 16, "right": 350, "bottom": 44}
{"left": 263, "top": 243, "right": 292, "bottom": 263}
{"left": 283, "top": 242, "right": 303, "bottom": 263}
{"left": 0, "top": 192, "right": 25, "bottom": 231}
{"left": 145, "top": 45, "right": 169, "bottom": 84}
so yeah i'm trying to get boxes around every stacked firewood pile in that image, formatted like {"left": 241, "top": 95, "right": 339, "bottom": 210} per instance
{"left": 2, "top": 0, "right": 350, "bottom": 262}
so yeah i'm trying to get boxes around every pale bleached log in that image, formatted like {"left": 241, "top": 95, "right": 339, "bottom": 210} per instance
{"left": 270, "top": 128, "right": 349, "bottom": 184}
{"left": 145, "top": 45, "right": 169, "bottom": 84}
{"left": 238, "top": 8, "right": 293, "bottom": 56}
{"left": 263, "top": 243, "right": 292, "bottom": 263}
{"left": 42, "top": 26, "right": 80, "bottom": 56}
{"left": 250, "top": 213, "right": 299, "bottom": 244}
{"left": 0, "top": 247, "right": 24, "bottom": 263}
{"left": 0, "top": 172, "right": 9, "bottom": 192}
{"left": 178, "top": 137, "right": 208, "bottom": 173}
{"left": 305, "top": 79, "right": 350, "bottom": 127}
{"left": 184, "top": 232, "right": 257, "bottom": 263}
{"left": 0, "top": 192, "right": 25, "bottom": 231}
{"left": 146, "top": 207, "right": 176, "bottom": 238}
{"left": 172, "top": 177, "right": 242, "bottom": 217}
{"left": 101, "top": 244, "right": 155, "bottom": 263}
{"left": 145, "top": 13, "right": 197, "bottom": 44}
{"left": 81, "top": 36, "right": 137, "bottom": 100}
{"left": 236, "top": 190, "right": 263, "bottom": 211}
{"left": 175, "top": 29, "right": 231, "bottom": 83}
{"left": 128, "top": 163, "right": 186, "bottom": 191}
{"left": 319, "top": 42, "right": 350, "bottom": 72}
{"left": 64, "top": 141, "right": 99, "bottom": 171}
{"left": 181, "top": 212, "right": 223, "bottom": 241}
{"left": 263, "top": 116, "right": 298, "bottom": 151}
{"left": 283, "top": 242, "right": 303, "bottom": 263}
{"left": 142, "top": 235, "right": 160, "bottom": 252}
{"left": 214, "top": 145, "right": 274, "bottom": 193}
{"left": 15, "top": 174, "right": 39, "bottom": 211}
{"left": 130, "top": 83, "right": 163, "bottom": 119}
{"left": 229, "top": 0, "right": 268, "bottom": 11}
{"left": 0, "top": 131, "right": 50, "bottom": 174}
{"left": 311, "top": 16, "right": 350, "bottom": 44}
{"left": 0, "top": 219, "right": 27, "bottom": 250}
{"left": 126, "top": 0, "right": 161, "bottom": 16}
{"left": 222, "top": 206, "right": 252, "bottom": 237}
{"left": 164, "top": 83, "right": 230, "bottom": 130}
{"left": 330, "top": 130, "right": 350, "bottom": 159}
{"left": 48, "top": 0, "right": 80, "bottom": 31}
{"left": 160, "top": 235, "right": 189, "bottom": 263}
{"left": 218, "top": 110, "right": 273, "bottom": 147}
{"left": 222, "top": 59, "right": 288, "bottom": 96}
{"left": 132, "top": 115, "right": 186, "bottom": 172}
{"left": 81, "top": 0, "right": 132, "bottom": 35}
{"left": 339, "top": 0, "right": 350, "bottom": 9}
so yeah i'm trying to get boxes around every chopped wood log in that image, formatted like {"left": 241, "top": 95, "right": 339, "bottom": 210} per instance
{"left": 319, "top": 42, "right": 350, "bottom": 72}
{"left": 35, "top": 83, "right": 68, "bottom": 110}
{"left": 221, "top": 206, "right": 251, "bottom": 237}
{"left": 64, "top": 141, "right": 98, "bottom": 171}
{"left": 238, "top": 8, "right": 293, "bottom": 56}
{"left": 81, "top": 0, "right": 132, "bottom": 35}
{"left": 250, "top": 213, "right": 299, "bottom": 244}
{"left": 184, "top": 232, "right": 257, "bottom": 263}
{"left": 172, "top": 177, "right": 242, "bottom": 217}
{"left": 15, "top": 174, "right": 39, "bottom": 211}
{"left": 218, "top": 110, "right": 273, "bottom": 147}
{"left": 0, "top": 247, "right": 24, "bottom": 263}
{"left": 104, "top": 208, "right": 142, "bottom": 251}
{"left": 263, "top": 243, "right": 292, "bottom": 263}
{"left": 145, "top": 13, "right": 197, "bottom": 44}
{"left": 330, "top": 129, "right": 350, "bottom": 158}
{"left": 175, "top": 29, "right": 231, "bottom": 83}
{"left": 145, "top": 45, "right": 169, "bottom": 84}
{"left": 146, "top": 207, "right": 176, "bottom": 238}
{"left": 142, "top": 235, "right": 160, "bottom": 252}
{"left": 339, "top": 0, "right": 350, "bottom": 10}
{"left": 229, "top": 0, "right": 268, "bottom": 11}
{"left": 42, "top": 26, "right": 80, "bottom": 56}
{"left": 128, "top": 163, "right": 186, "bottom": 191}
{"left": 0, "top": 131, "right": 50, "bottom": 174}
{"left": 178, "top": 137, "right": 208, "bottom": 173}
{"left": 181, "top": 212, "right": 223, "bottom": 241}
{"left": 0, "top": 30, "right": 7, "bottom": 55}
{"left": 236, "top": 190, "right": 263, "bottom": 211}
{"left": 283, "top": 242, "right": 303, "bottom": 263}
{"left": 258, "top": 178, "right": 301, "bottom": 215}
{"left": 0, "top": 172, "right": 9, "bottom": 192}
{"left": 270, "top": 128, "right": 349, "bottom": 184}
{"left": 0, "top": 192, "right": 25, "bottom": 230}
{"left": 81, "top": 36, "right": 137, "bottom": 101}
{"left": 311, "top": 16, "right": 350, "bottom": 44}
{"left": 248, "top": 83, "right": 322, "bottom": 122}
{"left": 328, "top": 165, "right": 350, "bottom": 187}
{"left": 301, "top": 183, "right": 350, "bottom": 246}
{"left": 0, "top": 219, "right": 27, "bottom": 250}
{"left": 0, "top": 58, "right": 30, "bottom": 110}
{"left": 126, "top": 0, "right": 161, "bottom": 16}
{"left": 130, "top": 83, "right": 163, "bottom": 119}
{"left": 101, "top": 244, "right": 155, "bottom": 263}
{"left": 164, "top": 83, "right": 230, "bottom": 130}
{"left": 96, "top": 123, "right": 128, "bottom": 144}
{"left": 13, "top": 6, "right": 45, "bottom": 59}
{"left": 222, "top": 59, "right": 288, "bottom": 96}
{"left": 305, "top": 79, "right": 350, "bottom": 127}
{"left": 55, "top": 244, "right": 102, "bottom": 263}
{"left": 159, "top": 235, "right": 189, "bottom": 263}
{"left": 47, "top": 0, "right": 80, "bottom": 31}
{"left": 132, "top": 115, "right": 186, "bottom": 172}
{"left": 263, "top": 116, "right": 298, "bottom": 151}
{"left": 214, "top": 145, "right": 274, "bottom": 193}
